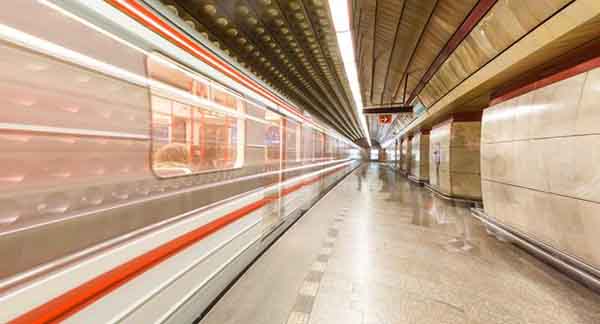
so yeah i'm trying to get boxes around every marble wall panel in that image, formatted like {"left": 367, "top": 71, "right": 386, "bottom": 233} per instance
{"left": 574, "top": 134, "right": 600, "bottom": 203}
{"left": 410, "top": 132, "right": 430, "bottom": 181}
{"left": 450, "top": 147, "right": 481, "bottom": 174}
{"left": 430, "top": 121, "right": 452, "bottom": 193}
{"left": 429, "top": 119, "right": 481, "bottom": 198}
{"left": 438, "top": 169, "right": 451, "bottom": 194}
{"left": 578, "top": 200, "right": 600, "bottom": 268}
{"left": 575, "top": 68, "right": 600, "bottom": 134}
{"left": 481, "top": 66, "right": 600, "bottom": 271}
{"left": 451, "top": 172, "right": 482, "bottom": 200}
{"left": 401, "top": 137, "right": 411, "bottom": 173}
{"left": 450, "top": 121, "right": 482, "bottom": 199}
{"left": 410, "top": 134, "right": 420, "bottom": 177}
{"left": 451, "top": 122, "right": 481, "bottom": 147}
{"left": 420, "top": 133, "right": 430, "bottom": 181}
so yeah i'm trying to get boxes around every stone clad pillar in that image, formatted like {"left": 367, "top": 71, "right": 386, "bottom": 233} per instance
{"left": 409, "top": 130, "right": 430, "bottom": 182}
{"left": 429, "top": 113, "right": 482, "bottom": 199}
{"left": 398, "top": 138, "right": 404, "bottom": 170}
{"left": 400, "top": 136, "right": 411, "bottom": 174}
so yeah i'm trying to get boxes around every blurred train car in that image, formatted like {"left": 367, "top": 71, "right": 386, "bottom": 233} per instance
{"left": 0, "top": 1, "right": 360, "bottom": 323}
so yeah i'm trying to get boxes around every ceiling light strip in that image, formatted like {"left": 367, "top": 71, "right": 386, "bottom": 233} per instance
{"left": 328, "top": 0, "right": 371, "bottom": 147}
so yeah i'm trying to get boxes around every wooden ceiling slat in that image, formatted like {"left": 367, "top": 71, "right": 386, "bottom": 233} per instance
{"left": 368, "top": 0, "right": 379, "bottom": 105}
{"left": 398, "top": 0, "right": 479, "bottom": 103}
{"left": 419, "top": 0, "right": 572, "bottom": 107}
{"left": 383, "top": 0, "right": 437, "bottom": 105}
{"left": 352, "top": 0, "right": 477, "bottom": 143}
{"left": 391, "top": 0, "right": 439, "bottom": 104}
{"left": 358, "top": 2, "right": 375, "bottom": 93}
{"left": 406, "top": 0, "right": 498, "bottom": 105}
{"left": 375, "top": 0, "right": 407, "bottom": 106}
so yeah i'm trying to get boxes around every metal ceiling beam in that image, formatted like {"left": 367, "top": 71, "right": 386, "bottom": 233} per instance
{"left": 391, "top": 0, "right": 440, "bottom": 103}
{"left": 362, "top": 105, "right": 413, "bottom": 114}
{"left": 405, "top": 0, "right": 498, "bottom": 105}
{"left": 368, "top": 0, "right": 378, "bottom": 105}
{"left": 378, "top": 0, "right": 407, "bottom": 105}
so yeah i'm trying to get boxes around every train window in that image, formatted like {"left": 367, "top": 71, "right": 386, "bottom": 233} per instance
{"left": 193, "top": 79, "right": 209, "bottom": 99}
{"left": 212, "top": 87, "right": 239, "bottom": 110}
{"left": 302, "top": 125, "right": 314, "bottom": 162}
{"left": 147, "top": 58, "right": 192, "bottom": 91}
{"left": 150, "top": 95, "right": 242, "bottom": 177}
{"left": 147, "top": 56, "right": 244, "bottom": 178}
{"left": 265, "top": 111, "right": 281, "bottom": 162}
{"left": 147, "top": 55, "right": 209, "bottom": 99}
{"left": 325, "top": 136, "right": 332, "bottom": 159}
{"left": 285, "top": 120, "right": 300, "bottom": 162}
{"left": 314, "top": 130, "right": 325, "bottom": 161}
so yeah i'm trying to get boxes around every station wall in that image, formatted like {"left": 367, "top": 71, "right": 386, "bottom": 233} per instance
{"left": 481, "top": 67, "right": 600, "bottom": 269}
{"left": 409, "top": 132, "right": 429, "bottom": 182}
{"left": 429, "top": 117, "right": 481, "bottom": 199}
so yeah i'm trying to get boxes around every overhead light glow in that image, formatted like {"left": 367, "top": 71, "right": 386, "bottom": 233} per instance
{"left": 329, "top": 0, "right": 350, "bottom": 32}
{"left": 328, "top": 0, "right": 371, "bottom": 147}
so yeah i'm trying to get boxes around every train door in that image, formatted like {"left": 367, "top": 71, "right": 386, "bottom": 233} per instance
{"left": 281, "top": 119, "right": 303, "bottom": 220}
{"left": 261, "top": 111, "right": 283, "bottom": 239}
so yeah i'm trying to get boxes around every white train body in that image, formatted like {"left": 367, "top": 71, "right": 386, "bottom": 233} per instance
{"left": 0, "top": 1, "right": 360, "bottom": 323}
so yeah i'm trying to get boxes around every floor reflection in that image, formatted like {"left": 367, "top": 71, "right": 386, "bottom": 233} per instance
{"left": 381, "top": 163, "right": 480, "bottom": 254}
{"left": 203, "top": 162, "right": 600, "bottom": 324}
{"left": 311, "top": 162, "right": 600, "bottom": 324}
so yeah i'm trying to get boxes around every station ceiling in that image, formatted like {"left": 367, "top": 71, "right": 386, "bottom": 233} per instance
{"left": 354, "top": 0, "right": 573, "bottom": 145}
{"left": 158, "top": 0, "right": 364, "bottom": 142}
{"left": 157, "top": 0, "right": 576, "bottom": 146}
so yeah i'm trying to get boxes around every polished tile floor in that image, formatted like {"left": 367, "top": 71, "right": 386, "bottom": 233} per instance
{"left": 201, "top": 163, "right": 600, "bottom": 324}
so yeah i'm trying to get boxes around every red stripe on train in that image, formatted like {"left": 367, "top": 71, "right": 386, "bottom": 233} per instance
{"left": 9, "top": 164, "right": 350, "bottom": 323}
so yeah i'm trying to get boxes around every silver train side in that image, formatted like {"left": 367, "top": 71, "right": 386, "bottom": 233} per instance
{"left": 0, "top": 1, "right": 360, "bottom": 323}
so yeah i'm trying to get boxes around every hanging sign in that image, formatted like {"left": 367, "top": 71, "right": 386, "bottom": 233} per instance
{"left": 378, "top": 114, "right": 392, "bottom": 124}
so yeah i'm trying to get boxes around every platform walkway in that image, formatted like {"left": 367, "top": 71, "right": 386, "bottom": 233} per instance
{"left": 200, "top": 163, "right": 600, "bottom": 324}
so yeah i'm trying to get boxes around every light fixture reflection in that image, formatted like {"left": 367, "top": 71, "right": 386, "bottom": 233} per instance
{"left": 328, "top": 0, "right": 371, "bottom": 147}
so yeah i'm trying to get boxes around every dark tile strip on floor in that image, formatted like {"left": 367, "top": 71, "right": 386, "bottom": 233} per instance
{"left": 285, "top": 207, "right": 349, "bottom": 324}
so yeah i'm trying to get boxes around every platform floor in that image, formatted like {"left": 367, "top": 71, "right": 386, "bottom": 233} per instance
{"left": 200, "top": 163, "right": 600, "bottom": 324}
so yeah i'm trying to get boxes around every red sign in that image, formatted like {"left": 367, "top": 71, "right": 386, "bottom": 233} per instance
{"left": 378, "top": 114, "right": 392, "bottom": 124}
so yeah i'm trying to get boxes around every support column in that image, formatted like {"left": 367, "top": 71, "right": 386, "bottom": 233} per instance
{"left": 429, "top": 113, "right": 482, "bottom": 200}
{"left": 400, "top": 136, "right": 411, "bottom": 174}
{"left": 409, "top": 130, "right": 430, "bottom": 182}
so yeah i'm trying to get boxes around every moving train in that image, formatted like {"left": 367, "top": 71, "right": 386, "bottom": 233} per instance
{"left": 0, "top": 1, "right": 360, "bottom": 323}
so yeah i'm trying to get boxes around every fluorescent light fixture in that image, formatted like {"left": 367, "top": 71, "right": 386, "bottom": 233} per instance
{"left": 329, "top": 0, "right": 350, "bottom": 32}
{"left": 328, "top": 0, "right": 371, "bottom": 147}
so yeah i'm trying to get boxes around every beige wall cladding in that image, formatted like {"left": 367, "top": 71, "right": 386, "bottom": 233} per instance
{"left": 481, "top": 66, "right": 600, "bottom": 270}
{"left": 410, "top": 132, "right": 430, "bottom": 181}
{"left": 451, "top": 120, "right": 482, "bottom": 199}
{"left": 401, "top": 137, "right": 411, "bottom": 173}
{"left": 429, "top": 120, "right": 452, "bottom": 194}
{"left": 430, "top": 118, "right": 482, "bottom": 199}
